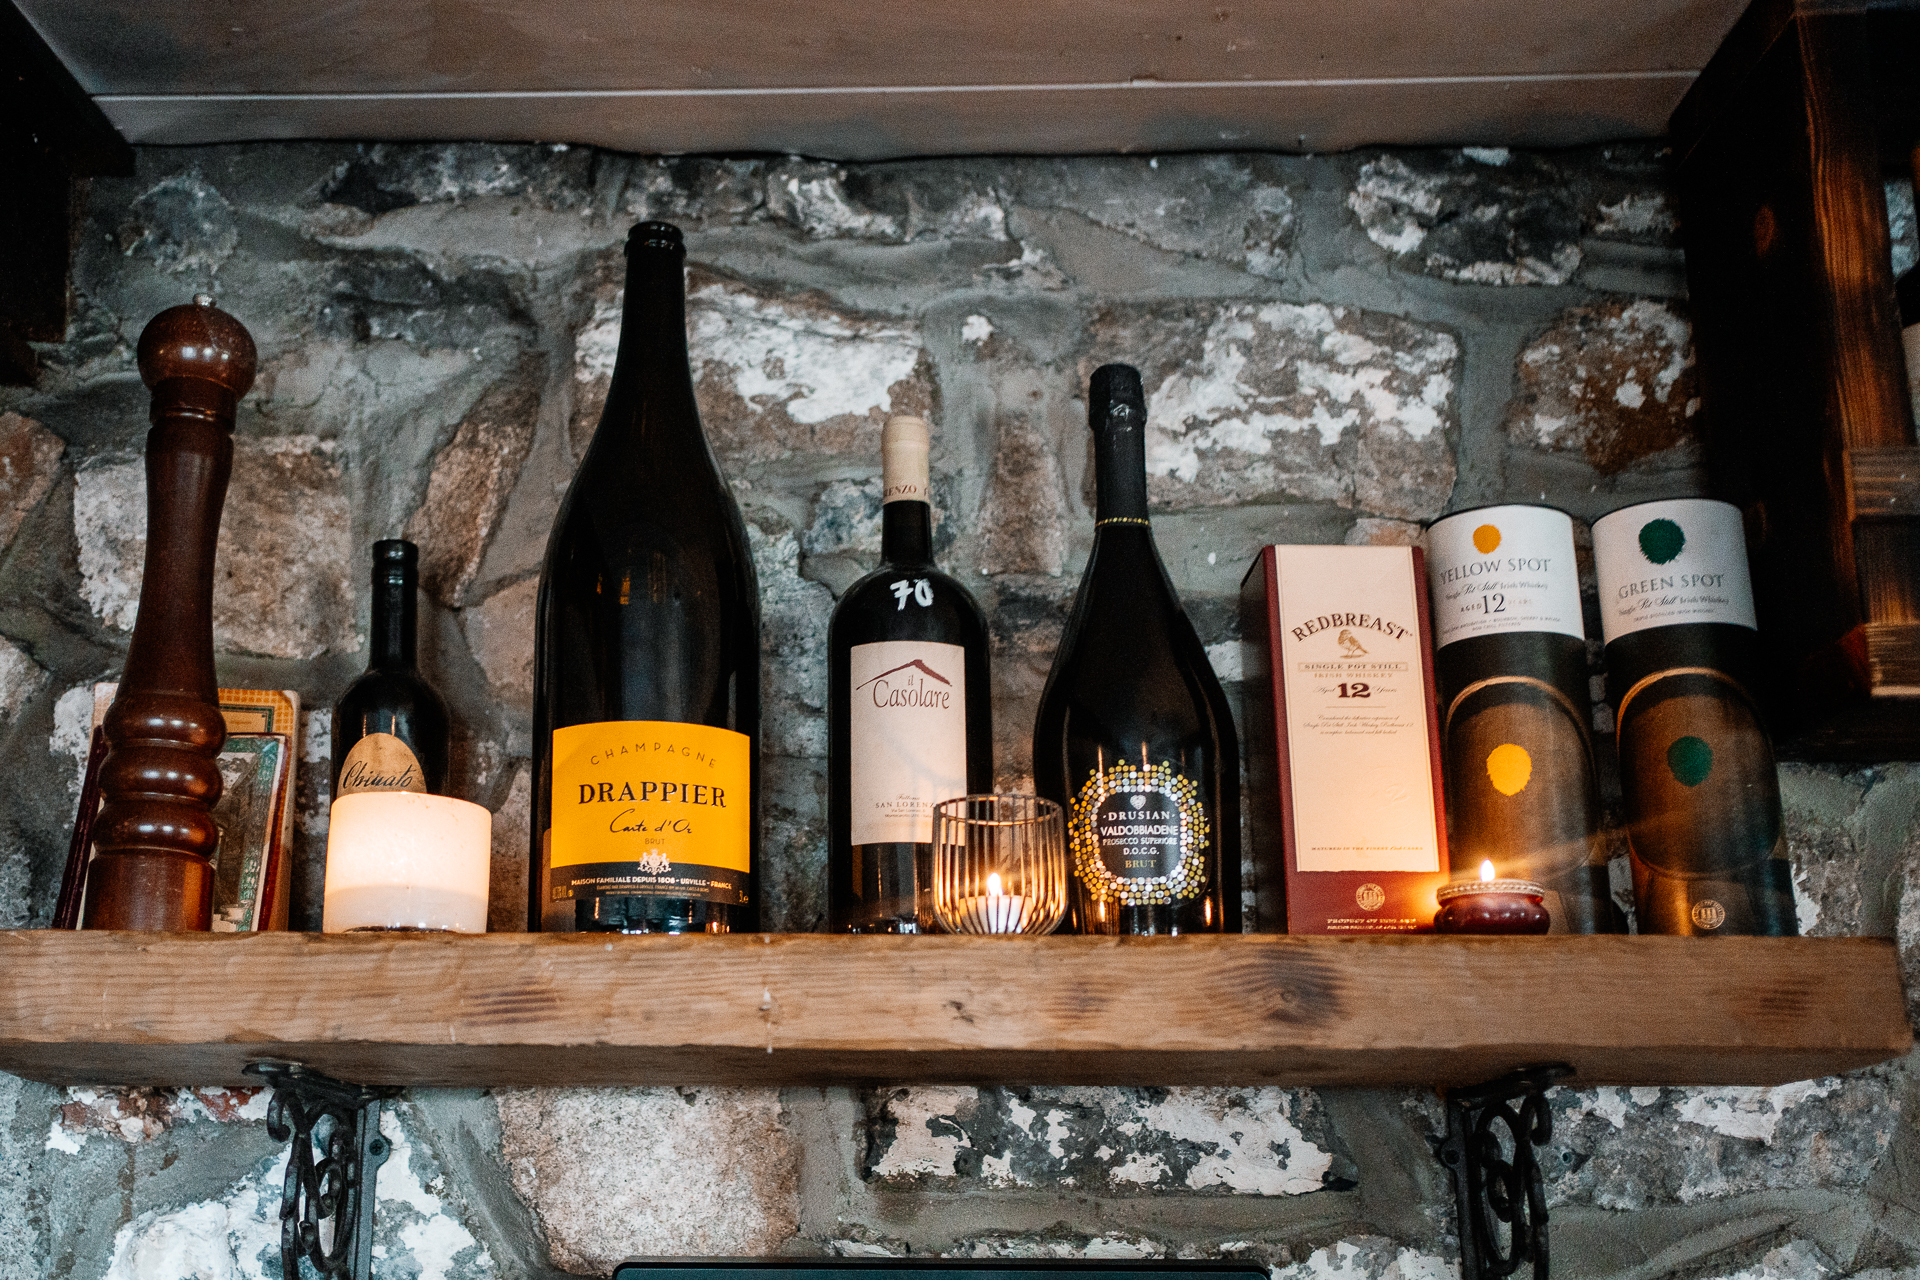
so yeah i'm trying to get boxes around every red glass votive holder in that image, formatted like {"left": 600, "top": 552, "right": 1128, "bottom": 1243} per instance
{"left": 1434, "top": 877, "right": 1552, "bottom": 935}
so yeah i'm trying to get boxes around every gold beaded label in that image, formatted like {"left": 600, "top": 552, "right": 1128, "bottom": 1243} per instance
{"left": 1067, "top": 760, "right": 1209, "bottom": 905}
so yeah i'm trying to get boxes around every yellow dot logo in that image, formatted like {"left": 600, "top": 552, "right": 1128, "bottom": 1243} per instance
{"left": 1472, "top": 524, "right": 1501, "bottom": 554}
{"left": 1485, "top": 743, "right": 1533, "bottom": 796}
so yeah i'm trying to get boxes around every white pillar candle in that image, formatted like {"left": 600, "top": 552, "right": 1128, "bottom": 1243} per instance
{"left": 322, "top": 792, "right": 492, "bottom": 933}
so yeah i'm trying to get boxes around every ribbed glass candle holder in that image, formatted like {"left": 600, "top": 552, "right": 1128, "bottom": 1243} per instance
{"left": 927, "top": 794, "right": 1067, "bottom": 936}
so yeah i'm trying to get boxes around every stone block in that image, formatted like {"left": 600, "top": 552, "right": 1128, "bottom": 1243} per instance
{"left": 974, "top": 411, "right": 1069, "bottom": 577}
{"left": 1548, "top": 1074, "right": 1901, "bottom": 1209}
{"left": 50, "top": 1086, "right": 268, "bottom": 1149}
{"left": 862, "top": 1085, "right": 1343, "bottom": 1195}
{"left": 1504, "top": 299, "right": 1700, "bottom": 474}
{"left": 1698, "top": 1240, "right": 1840, "bottom": 1280}
{"left": 407, "top": 356, "right": 544, "bottom": 607}
{"left": 73, "top": 435, "right": 355, "bottom": 659}
{"left": 762, "top": 753, "right": 828, "bottom": 934}
{"left": 97, "top": 1107, "right": 491, "bottom": 1280}
{"left": 488, "top": 762, "right": 531, "bottom": 933}
{"left": 1271, "top": 1238, "right": 1455, "bottom": 1280}
{"left": 570, "top": 270, "right": 936, "bottom": 480}
{"left": 752, "top": 524, "right": 835, "bottom": 761}
{"left": 1346, "top": 145, "right": 1675, "bottom": 287}
{"left": 1091, "top": 300, "right": 1459, "bottom": 521}
{"left": 495, "top": 1087, "right": 798, "bottom": 1273}
{"left": 1011, "top": 155, "right": 1297, "bottom": 275}
{"left": 316, "top": 141, "right": 600, "bottom": 218}
{"left": 1780, "top": 764, "right": 1871, "bottom": 937}
{"left": 984, "top": 579, "right": 1076, "bottom": 789}
{"left": 117, "top": 173, "right": 240, "bottom": 276}
{"left": 620, "top": 156, "right": 770, "bottom": 229}
{"left": 0, "top": 412, "right": 65, "bottom": 554}
{"left": 949, "top": 1233, "right": 1171, "bottom": 1260}
{"left": 462, "top": 576, "right": 537, "bottom": 714}
{"left": 0, "top": 638, "right": 47, "bottom": 725}
{"left": 316, "top": 252, "right": 530, "bottom": 350}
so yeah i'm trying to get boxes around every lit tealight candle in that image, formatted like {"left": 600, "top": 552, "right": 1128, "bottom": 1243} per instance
{"left": 322, "top": 791, "right": 492, "bottom": 933}
{"left": 957, "top": 871, "right": 1031, "bottom": 935}
{"left": 1433, "top": 859, "right": 1551, "bottom": 935}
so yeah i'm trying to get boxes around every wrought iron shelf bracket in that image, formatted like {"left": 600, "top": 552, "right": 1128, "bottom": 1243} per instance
{"left": 243, "top": 1060, "right": 402, "bottom": 1280}
{"left": 1436, "top": 1062, "right": 1573, "bottom": 1280}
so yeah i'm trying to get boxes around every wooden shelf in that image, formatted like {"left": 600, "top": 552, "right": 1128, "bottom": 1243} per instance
{"left": 16, "top": 0, "right": 1744, "bottom": 157}
{"left": 0, "top": 932, "right": 1906, "bottom": 1090}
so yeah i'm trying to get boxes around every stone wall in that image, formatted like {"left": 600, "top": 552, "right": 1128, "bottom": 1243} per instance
{"left": 0, "top": 140, "right": 1917, "bottom": 1280}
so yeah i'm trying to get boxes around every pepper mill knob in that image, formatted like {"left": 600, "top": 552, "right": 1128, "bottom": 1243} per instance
{"left": 82, "top": 296, "right": 255, "bottom": 932}
{"left": 136, "top": 294, "right": 257, "bottom": 401}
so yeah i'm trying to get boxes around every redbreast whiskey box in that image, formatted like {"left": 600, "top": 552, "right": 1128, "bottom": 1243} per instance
{"left": 1240, "top": 545, "right": 1450, "bottom": 933}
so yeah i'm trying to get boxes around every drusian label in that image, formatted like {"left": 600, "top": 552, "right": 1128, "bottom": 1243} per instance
{"left": 1068, "top": 760, "right": 1208, "bottom": 905}
{"left": 1425, "top": 505, "right": 1584, "bottom": 648}
{"left": 548, "top": 720, "right": 751, "bottom": 904}
{"left": 1592, "top": 498, "right": 1757, "bottom": 643}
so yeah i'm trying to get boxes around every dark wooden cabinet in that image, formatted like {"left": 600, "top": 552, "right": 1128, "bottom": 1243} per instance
{"left": 1671, "top": 0, "right": 1920, "bottom": 758}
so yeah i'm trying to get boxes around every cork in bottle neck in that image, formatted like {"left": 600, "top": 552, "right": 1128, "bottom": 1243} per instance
{"left": 881, "top": 413, "right": 932, "bottom": 505}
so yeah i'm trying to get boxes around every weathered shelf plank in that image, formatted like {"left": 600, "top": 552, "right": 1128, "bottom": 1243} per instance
{"left": 0, "top": 932, "right": 1906, "bottom": 1089}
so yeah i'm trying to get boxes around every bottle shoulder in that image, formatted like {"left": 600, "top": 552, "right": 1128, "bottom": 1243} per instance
{"left": 831, "top": 560, "right": 988, "bottom": 643}
{"left": 1036, "top": 535, "right": 1231, "bottom": 731}
{"left": 337, "top": 667, "right": 450, "bottom": 718}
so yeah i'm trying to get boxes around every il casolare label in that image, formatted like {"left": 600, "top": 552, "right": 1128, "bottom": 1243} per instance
{"left": 549, "top": 720, "right": 751, "bottom": 904}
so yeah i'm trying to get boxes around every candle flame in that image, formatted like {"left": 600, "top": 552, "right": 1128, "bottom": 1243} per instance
{"left": 986, "top": 872, "right": 1003, "bottom": 897}
{"left": 1479, "top": 859, "right": 1496, "bottom": 882}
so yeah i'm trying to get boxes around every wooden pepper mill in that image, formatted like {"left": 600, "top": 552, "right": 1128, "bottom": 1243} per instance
{"left": 81, "top": 295, "right": 256, "bottom": 931}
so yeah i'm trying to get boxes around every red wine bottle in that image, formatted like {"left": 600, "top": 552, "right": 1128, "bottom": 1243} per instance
{"left": 828, "top": 414, "right": 992, "bottom": 932}
{"left": 1033, "top": 364, "right": 1240, "bottom": 935}
{"left": 530, "top": 221, "right": 761, "bottom": 934}
{"left": 332, "top": 539, "right": 449, "bottom": 799}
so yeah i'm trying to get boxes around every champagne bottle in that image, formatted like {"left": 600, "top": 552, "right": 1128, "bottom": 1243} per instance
{"left": 530, "top": 220, "right": 761, "bottom": 935}
{"left": 828, "top": 414, "right": 993, "bottom": 931}
{"left": 332, "top": 539, "right": 449, "bottom": 799}
{"left": 1033, "top": 364, "right": 1240, "bottom": 936}
{"left": 1593, "top": 497, "right": 1795, "bottom": 936}
{"left": 1425, "top": 505, "right": 1622, "bottom": 933}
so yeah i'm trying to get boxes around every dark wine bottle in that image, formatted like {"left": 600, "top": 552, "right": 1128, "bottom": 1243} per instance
{"left": 1033, "top": 364, "right": 1240, "bottom": 936}
{"left": 1593, "top": 497, "right": 1795, "bottom": 936}
{"left": 332, "top": 539, "right": 449, "bottom": 800}
{"left": 1425, "top": 505, "right": 1622, "bottom": 933}
{"left": 828, "top": 414, "right": 992, "bottom": 932}
{"left": 530, "top": 220, "right": 761, "bottom": 935}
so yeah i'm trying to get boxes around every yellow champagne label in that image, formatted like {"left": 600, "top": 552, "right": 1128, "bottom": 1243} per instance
{"left": 549, "top": 720, "right": 751, "bottom": 904}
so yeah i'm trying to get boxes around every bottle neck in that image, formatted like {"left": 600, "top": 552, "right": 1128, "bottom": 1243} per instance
{"left": 369, "top": 569, "right": 417, "bottom": 671}
{"left": 1093, "top": 417, "right": 1152, "bottom": 525}
{"left": 609, "top": 249, "right": 694, "bottom": 408}
{"left": 881, "top": 501, "right": 933, "bottom": 567}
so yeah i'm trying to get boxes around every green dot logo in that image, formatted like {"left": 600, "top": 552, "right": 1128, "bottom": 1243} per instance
{"left": 1667, "top": 735, "right": 1714, "bottom": 787}
{"left": 1638, "top": 518, "right": 1686, "bottom": 565}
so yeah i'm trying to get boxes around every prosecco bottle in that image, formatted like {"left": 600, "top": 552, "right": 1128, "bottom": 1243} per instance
{"left": 1593, "top": 497, "right": 1795, "bottom": 936}
{"left": 1424, "top": 505, "right": 1622, "bottom": 933}
{"left": 530, "top": 220, "right": 761, "bottom": 934}
{"left": 1033, "top": 363, "right": 1240, "bottom": 935}
{"left": 332, "top": 539, "right": 449, "bottom": 799}
{"left": 828, "top": 414, "right": 993, "bottom": 932}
